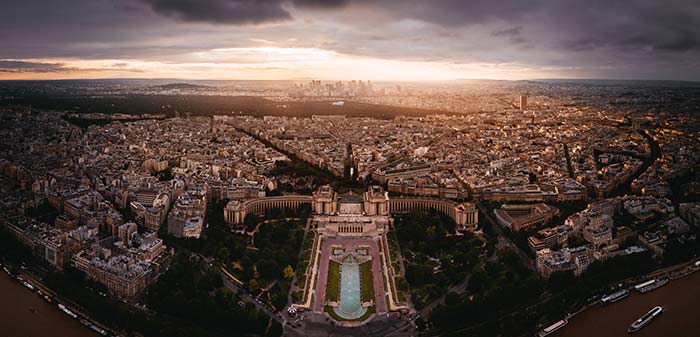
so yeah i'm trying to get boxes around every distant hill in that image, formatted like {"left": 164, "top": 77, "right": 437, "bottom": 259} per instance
{"left": 0, "top": 94, "right": 448, "bottom": 119}
{"left": 149, "top": 83, "right": 213, "bottom": 90}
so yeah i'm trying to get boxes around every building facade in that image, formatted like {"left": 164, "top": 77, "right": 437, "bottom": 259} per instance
{"left": 224, "top": 185, "right": 479, "bottom": 232}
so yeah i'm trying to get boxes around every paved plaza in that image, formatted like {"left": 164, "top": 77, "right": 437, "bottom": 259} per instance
{"left": 313, "top": 237, "right": 387, "bottom": 314}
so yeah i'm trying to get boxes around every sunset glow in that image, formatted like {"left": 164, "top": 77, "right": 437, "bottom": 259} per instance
{"left": 2, "top": 0, "right": 698, "bottom": 81}
{"left": 0, "top": 49, "right": 554, "bottom": 81}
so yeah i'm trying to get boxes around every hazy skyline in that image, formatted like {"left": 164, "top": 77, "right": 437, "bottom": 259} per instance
{"left": 1, "top": 0, "right": 700, "bottom": 81}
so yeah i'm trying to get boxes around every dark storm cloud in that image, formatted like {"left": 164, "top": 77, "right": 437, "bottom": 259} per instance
{"left": 542, "top": 0, "right": 700, "bottom": 53}
{"left": 360, "top": 0, "right": 700, "bottom": 53}
{"left": 0, "top": 0, "right": 699, "bottom": 79}
{"left": 491, "top": 27, "right": 529, "bottom": 45}
{"left": 138, "top": 0, "right": 351, "bottom": 24}
{"left": 0, "top": 0, "right": 166, "bottom": 59}
{"left": 2, "top": 0, "right": 698, "bottom": 54}
{"left": 140, "top": 0, "right": 291, "bottom": 24}
{"left": 294, "top": 0, "right": 351, "bottom": 8}
{"left": 0, "top": 60, "right": 73, "bottom": 73}
{"left": 139, "top": 0, "right": 697, "bottom": 56}
{"left": 137, "top": 0, "right": 539, "bottom": 26}
{"left": 375, "top": 0, "right": 544, "bottom": 26}
{"left": 492, "top": 27, "right": 521, "bottom": 38}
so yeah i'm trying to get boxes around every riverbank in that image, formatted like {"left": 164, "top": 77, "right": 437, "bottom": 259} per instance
{"left": 554, "top": 269, "right": 700, "bottom": 337}
{"left": 0, "top": 267, "right": 96, "bottom": 337}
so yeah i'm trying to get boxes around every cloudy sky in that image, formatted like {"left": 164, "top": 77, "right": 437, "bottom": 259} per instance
{"left": 1, "top": 0, "right": 699, "bottom": 81}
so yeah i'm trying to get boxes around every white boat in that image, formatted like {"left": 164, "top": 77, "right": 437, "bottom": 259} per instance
{"left": 601, "top": 289, "right": 630, "bottom": 305}
{"left": 628, "top": 306, "right": 662, "bottom": 333}
{"left": 58, "top": 304, "right": 78, "bottom": 319}
{"left": 538, "top": 319, "right": 568, "bottom": 337}
{"left": 89, "top": 324, "right": 108, "bottom": 336}
{"left": 634, "top": 278, "right": 669, "bottom": 293}
{"left": 22, "top": 281, "right": 35, "bottom": 291}
{"left": 633, "top": 279, "right": 655, "bottom": 290}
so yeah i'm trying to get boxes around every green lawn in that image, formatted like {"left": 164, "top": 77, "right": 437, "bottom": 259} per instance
{"left": 360, "top": 261, "right": 374, "bottom": 302}
{"left": 326, "top": 260, "right": 341, "bottom": 302}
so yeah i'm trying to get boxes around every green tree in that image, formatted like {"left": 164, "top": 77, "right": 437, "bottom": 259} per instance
{"left": 267, "top": 207, "right": 282, "bottom": 219}
{"left": 283, "top": 265, "right": 294, "bottom": 279}
{"left": 216, "top": 247, "right": 230, "bottom": 265}
{"left": 426, "top": 225, "right": 437, "bottom": 241}
{"left": 257, "top": 258, "right": 279, "bottom": 279}
{"left": 241, "top": 256, "right": 254, "bottom": 278}
{"left": 548, "top": 270, "right": 576, "bottom": 292}
{"left": 567, "top": 234, "right": 587, "bottom": 247}
{"left": 248, "top": 279, "right": 260, "bottom": 292}
{"left": 244, "top": 214, "right": 260, "bottom": 232}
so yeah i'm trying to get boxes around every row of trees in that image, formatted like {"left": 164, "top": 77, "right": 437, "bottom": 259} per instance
{"left": 428, "top": 248, "right": 657, "bottom": 336}
{"left": 267, "top": 158, "right": 367, "bottom": 193}
{"left": 36, "top": 249, "right": 278, "bottom": 337}
{"left": 162, "top": 199, "right": 308, "bottom": 312}
{"left": 429, "top": 249, "right": 544, "bottom": 337}
{"left": 145, "top": 254, "right": 276, "bottom": 337}
{"left": 393, "top": 210, "right": 482, "bottom": 309}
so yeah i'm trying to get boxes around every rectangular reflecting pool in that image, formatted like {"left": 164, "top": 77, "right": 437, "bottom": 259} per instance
{"left": 333, "top": 262, "right": 367, "bottom": 320}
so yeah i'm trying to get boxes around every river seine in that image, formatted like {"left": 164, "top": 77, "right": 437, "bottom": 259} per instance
{"left": 2, "top": 266, "right": 698, "bottom": 337}
{"left": 0, "top": 271, "right": 95, "bottom": 337}
{"left": 556, "top": 271, "right": 700, "bottom": 337}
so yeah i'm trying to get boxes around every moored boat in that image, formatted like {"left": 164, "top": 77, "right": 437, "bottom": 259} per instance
{"left": 81, "top": 318, "right": 108, "bottom": 336}
{"left": 89, "top": 324, "right": 108, "bottom": 336}
{"left": 634, "top": 278, "right": 669, "bottom": 293}
{"left": 58, "top": 303, "right": 78, "bottom": 319}
{"left": 22, "top": 280, "right": 35, "bottom": 291}
{"left": 628, "top": 306, "right": 663, "bottom": 333}
{"left": 538, "top": 319, "right": 568, "bottom": 337}
{"left": 601, "top": 289, "right": 630, "bottom": 305}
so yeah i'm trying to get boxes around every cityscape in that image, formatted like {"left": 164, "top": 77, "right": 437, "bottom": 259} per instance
{"left": 1, "top": 1, "right": 700, "bottom": 337}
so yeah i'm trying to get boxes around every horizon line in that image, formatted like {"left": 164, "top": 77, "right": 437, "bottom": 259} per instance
{"left": 0, "top": 77, "right": 699, "bottom": 84}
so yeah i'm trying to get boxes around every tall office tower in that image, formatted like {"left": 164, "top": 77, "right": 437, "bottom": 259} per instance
{"left": 519, "top": 95, "right": 528, "bottom": 111}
